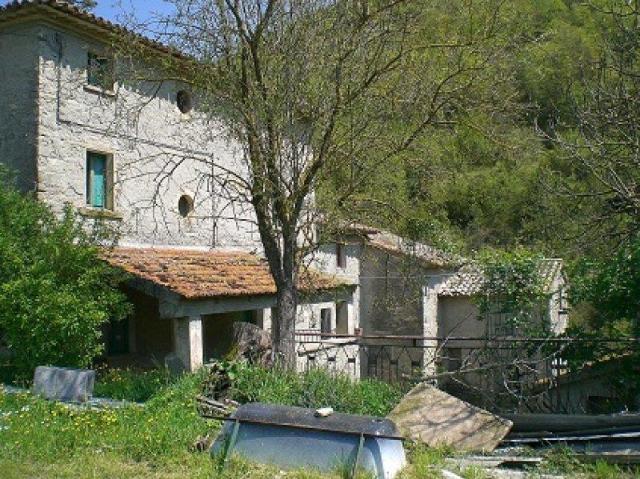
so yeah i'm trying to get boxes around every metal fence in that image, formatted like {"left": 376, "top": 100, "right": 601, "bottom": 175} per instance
{"left": 294, "top": 331, "right": 640, "bottom": 414}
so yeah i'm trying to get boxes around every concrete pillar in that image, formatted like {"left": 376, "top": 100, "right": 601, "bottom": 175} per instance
{"left": 422, "top": 280, "right": 440, "bottom": 377}
{"left": 173, "top": 315, "right": 203, "bottom": 372}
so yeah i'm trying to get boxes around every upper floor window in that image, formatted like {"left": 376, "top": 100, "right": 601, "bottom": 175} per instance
{"left": 86, "top": 151, "right": 113, "bottom": 209}
{"left": 87, "top": 52, "right": 114, "bottom": 91}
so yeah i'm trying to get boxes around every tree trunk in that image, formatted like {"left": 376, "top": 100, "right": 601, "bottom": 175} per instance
{"left": 272, "top": 282, "right": 297, "bottom": 369}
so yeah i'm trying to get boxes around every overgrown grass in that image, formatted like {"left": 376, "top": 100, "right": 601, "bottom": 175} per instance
{"left": 93, "top": 366, "right": 176, "bottom": 402}
{"left": 0, "top": 371, "right": 209, "bottom": 463}
{"left": 398, "top": 444, "right": 452, "bottom": 478}
{"left": 540, "top": 446, "right": 637, "bottom": 478}
{"left": 0, "top": 370, "right": 341, "bottom": 478}
{"left": 226, "top": 363, "right": 407, "bottom": 416}
{"left": 2, "top": 365, "right": 638, "bottom": 478}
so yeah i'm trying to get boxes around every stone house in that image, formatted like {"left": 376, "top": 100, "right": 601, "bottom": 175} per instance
{"left": 0, "top": 0, "right": 357, "bottom": 372}
{"left": 313, "top": 225, "right": 568, "bottom": 380}
{"left": 0, "top": 1, "right": 569, "bottom": 380}
{"left": 435, "top": 260, "right": 568, "bottom": 405}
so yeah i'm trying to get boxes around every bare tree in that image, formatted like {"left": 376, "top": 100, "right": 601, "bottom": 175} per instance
{"left": 120, "top": 0, "right": 507, "bottom": 367}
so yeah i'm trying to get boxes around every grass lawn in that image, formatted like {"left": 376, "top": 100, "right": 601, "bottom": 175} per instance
{"left": 0, "top": 366, "right": 637, "bottom": 478}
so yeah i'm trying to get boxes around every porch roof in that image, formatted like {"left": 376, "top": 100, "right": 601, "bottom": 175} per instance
{"left": 103, "top": 247, "right": 350, "bottom": 300}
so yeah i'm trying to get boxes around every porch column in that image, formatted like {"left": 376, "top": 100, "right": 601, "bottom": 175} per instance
{"left": 173, "top": 315, "right": 203, "bottom": 372}
{"left": 422, "top": 280, "right": 440, "bottom": 377}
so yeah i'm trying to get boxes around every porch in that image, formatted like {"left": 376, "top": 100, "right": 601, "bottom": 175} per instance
{"left": 102, "top": 247, "right": 356, "bottom": 372}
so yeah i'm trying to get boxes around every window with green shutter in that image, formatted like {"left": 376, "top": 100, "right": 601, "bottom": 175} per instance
{"left": 86, "top": 151, "right": 113, "bottom": 209}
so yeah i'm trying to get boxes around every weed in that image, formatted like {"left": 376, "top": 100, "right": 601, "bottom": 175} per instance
{"left": 227, "top": 363, "right": 407, "bottom": 416}
{"left": 93, "top": 366, "right": 176, "bottom": 402}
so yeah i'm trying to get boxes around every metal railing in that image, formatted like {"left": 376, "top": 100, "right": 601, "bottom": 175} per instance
{"left": 293, "top": 331, "right": 640, "bottom": 414}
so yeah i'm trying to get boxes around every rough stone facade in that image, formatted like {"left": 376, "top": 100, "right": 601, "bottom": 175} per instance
{"left": 0, "top": 13, "right": 357, "bottom": 373}
{"left": 0, "top": 23, "right": 40, "bottom": 191}
{"left": 31, "top": 24, "right": 259, "bottom": 250}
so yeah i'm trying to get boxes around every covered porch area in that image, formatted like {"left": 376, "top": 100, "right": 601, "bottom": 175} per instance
{"left": 103, "top": 247, "right": 354, "bottom": 372}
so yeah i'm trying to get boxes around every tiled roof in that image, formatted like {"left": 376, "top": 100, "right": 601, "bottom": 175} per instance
{"left": 344, "top": 224, "right": 461, "bottom": 268}
{"left": 103, "top": 247, "right": 349, "bottom": 300}
{"left": 0, "top": 0, "right": 186, "bottom": 59}
{"left": 439, "top": 259, "right": 564, "bottom": 297}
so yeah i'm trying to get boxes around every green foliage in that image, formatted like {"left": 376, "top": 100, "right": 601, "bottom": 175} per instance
{"left": 221, "top": 362, "right": 406, "bottom": 417}
{"left": 476, "top": 248, "right": 548, "bottom": 335}
{"left": 0, "top": 173, "right": 130, "bottom": 380}
{"left": 93, "top": 367, "right": 176, "bottom": 402}
{"left": 318, "top": 0, "right": 615, "bottom": 260}
{"left": 571, "top": 235, "right": 640, "bottom": 336}
{"left": 565, "top": 237, "right": 640, "bottom": 408}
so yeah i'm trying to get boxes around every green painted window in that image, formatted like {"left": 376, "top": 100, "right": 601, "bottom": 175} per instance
{"left": 86, "top": 152, "right": 111, "bottom": 209}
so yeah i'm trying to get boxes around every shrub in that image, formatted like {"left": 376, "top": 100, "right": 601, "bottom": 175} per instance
{"left": 476, "top": 248, "right": 547, "bottom": 335}
{"left": 0, "top": 172, "right": 130, "bottom": 380}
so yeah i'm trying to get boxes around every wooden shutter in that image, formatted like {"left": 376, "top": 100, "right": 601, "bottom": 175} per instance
{"left": 87, "top": 152, "right": 107, "bottom": 208}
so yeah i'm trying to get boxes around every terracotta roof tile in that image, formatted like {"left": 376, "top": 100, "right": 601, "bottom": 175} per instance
{"left": 438, "top": 259, "right": 564, "bottom": 297}
{"left": 103, "top": 247, "right": 348, "bottom": 299}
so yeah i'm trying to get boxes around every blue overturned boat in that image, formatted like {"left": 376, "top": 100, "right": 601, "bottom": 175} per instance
{"left": 210, "top": 402, "right": 406, "bottom": 479}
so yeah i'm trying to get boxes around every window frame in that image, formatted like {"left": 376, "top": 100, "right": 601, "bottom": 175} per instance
{"left": 86, "top": 51, "right": 115, "bottom": 92}
{"left": 86, "top": 150, "right": 114, "bottom": 210}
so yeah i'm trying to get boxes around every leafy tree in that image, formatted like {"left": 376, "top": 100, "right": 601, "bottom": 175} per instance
{"left": 476, "top": 248, "right": 548, "bottom": 336}
{"left": 0, "top": 172, "right": 130, "bottom": 380}
{"left": 571, "top": 235, "right": 640, "bottom": 336}
{"left": 543, "top": 2, "right": 640, "bottom": 255}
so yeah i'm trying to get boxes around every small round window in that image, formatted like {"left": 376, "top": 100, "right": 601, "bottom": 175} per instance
{"left": 176, "top": 90, "right": 193, "bottom": 114}
{"left": 178, "top": 194, "right": 194, "bottom": 217}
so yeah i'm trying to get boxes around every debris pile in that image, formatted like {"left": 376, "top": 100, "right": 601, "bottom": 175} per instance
{"left": 502, "top": 412, "right": 640, "bottom": 464}
{"left": 197, "top": 361, "right": 240, "bottom": 417}
{"left": 197, "top": 321, "right": 273, "bottom": 417}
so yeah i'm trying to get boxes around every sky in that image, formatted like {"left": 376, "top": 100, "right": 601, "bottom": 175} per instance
{"left": 93, "top": 0, "right": 174, "bottom": 24}
{"left": 0, "top": 1, "right": 173, "bottom": 25}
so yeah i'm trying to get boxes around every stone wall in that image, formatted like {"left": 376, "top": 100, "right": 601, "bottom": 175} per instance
{"left": 359, "top": 247, "right": 449, "bottom": 336}
{"left": 0, "top": 24, "right": 40, "bottom": 191}
{"left": 33, "top": 24, "right": 261, "bottom": 250}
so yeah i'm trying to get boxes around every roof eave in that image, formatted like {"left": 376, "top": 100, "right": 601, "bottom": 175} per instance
{"left": 0, "top": 1, "right": 188, "bottom": 61}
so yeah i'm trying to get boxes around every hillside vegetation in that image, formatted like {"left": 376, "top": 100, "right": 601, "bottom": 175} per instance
{"left": 320, "top": 0, "right": 640, "bottom": 339}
